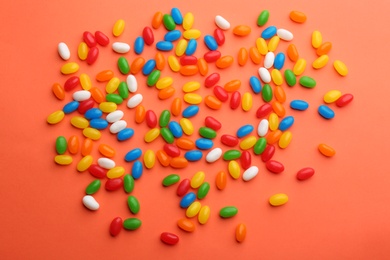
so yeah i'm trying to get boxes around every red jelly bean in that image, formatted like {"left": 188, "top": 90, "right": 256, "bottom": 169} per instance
{"left": 221, "top": 134, "right": 239, "bottom": 147}
{"left": 95, "top": 31, "right": 109, "bottom": 46}
{"left": 163, "top": 144, "right": 181, "bottom": 157}
{"left": 256, "top": 103, "right": 273, "bottom": 118}
{"left": 335, "top": 93, "right": 353, "bottom": 107}
{"left": 214, "top": 28, "right": 225, "bottom": 46}
{"left": 296, "top": 167, "right": 315, "bottom": 180}
{"left": 83, "top": 31, "right": 96, "bottom": 47}
{"left": 261, "top": 145, "right": 275, "bottom": 162}
{"left": 213, "top": 85, "right": 229, "bottom": 102}
{"left": 204, "top": 73, "right": 220, "bottom": 88}
{"left": 266, "top": 160, "right": 284, "bottom": 173}
{"left": 160, "top": 232, "right": 179, "bottom": 245}
{"left": 88, "top": 164, "right": 107, "bottom": 178}
{"left": 142, "top": 26, "right": 154, "bottom": 45}
{"left": 105, "top": 178, "right": 123, "bottom": 191}
{"left": 240, "top": 150, "right": 251, "bottom": 170}
{"left": 205, "top": 116, "right": 222, "bottom": 131}
{"left": 177, "top": 178, "right": 190, "bottom": 196}
{"left": 230, "top": 91, "right": 241, "bottom": 109}
{"left": 78, "top": 99, "right": 94, "bottom": 114}
{"left": 86, "top": 46, "right": 99, "bottom": 65}
{"left": 180, "top": 55, "right": 198, "bottom": 65}
{"left": 110, "top": 217, "right": 123, "bottom": 237}
{"left": 64, "top": 76, "right": 80, "bottom": 91}
{"left": 145, "top": 110, "right": 157, "bottom": 128}
{"left": 204, "top": 50, "right": 221, "bottom": 62}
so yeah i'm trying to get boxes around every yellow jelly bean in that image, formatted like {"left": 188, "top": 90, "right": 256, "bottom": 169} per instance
{"left": 293, "top": 58, "right": 306, "bottom": 76}
{"left": 175, "top": 39, "right": 188, "bottom": 57}
{"left": 256, "top": 37, "right": 268, "bottom": 55}
{"left": 186, "top": 201, "right": 201, "bottom": 218}
{"left": 269, "top": 193, "right": 289, "bottom": 206}
{"left": 83, "top": 127, "right": 101, "bottom": 140}
{"left": 60, "top": 62, "right": 79, "bottom": 75}
{"left": 144, "top": 128, "right": 160, "bottom": 143}
{"left": 191, "top": 171, "right": 205, "bottom": 188}
{"left": 54, "top": 155, "right": 73, "bottom": 165}
{"left": 183, "top": 29, "right": 201, "bottom": 40}
{"left": 333, "top": 60, "right": 348, "bottom": 76}
{"left": 78, "top": 42, "right": 88, "bottom": 61}
{"left": 311, "top": 30, "right": 322, "bottom": 48}
{"left": 80, "top": 73, "right": 92, "bottom": 90}
{"left": 47, "top": 110, "right": 65, "bottom": 125}
{"left": 228, "top": 160, "right": 240, "bottom": 179}
{"left": 267, "top": 36, "right": 280, "bottom": 52}
{"left": 198, "top": 205, "right": 210, "bottom": 224}
{"left": 106, "top": 77, "right": 120, "bottom": 94}
{"left": 99, "top": 102, "right": 117, "bottom": 113}
{"left": 324, "top": 90, "right": 342, "bottom": 103}
{"left": 113, "top": 19, "right": 125, "bottom": 37}
{"left": 312, "top": 55, "right": 329, "bottom": 69}
{"left": 240, "top": 136, "right": 257, "bottom": 150}
{"left": 241, "top": 92, "right": 253, "bottom": 112}
{"left": 183, "top": 81, "right": 200, "bottom": 93}
{"left": 183, "top": 93, "right": 202, "bottom": 104}
{"left": 168, "top": 55, "right": 181, "bottom": 72}
{"left": 144, "top": 150, "right": 156, "bottom": 169}
{"left": 269, "top": 113, "right": 279, "bottom": 131}
{"left": 107, "top": 166, "right": 125, "bottom": 179}
{"left": 156, "top": 77, "right": 173, "bottom": 90}
{"left": 77, "top": 155, "right": 93, "bottom": 172}
{"left": 271, "top": 69, "right": 283, "bottom": 86}
{"left": 278, "top": 131, "right": 292, "bottom": 149}
{"left": 179, "top": 118, "right": 194, "bottom": 135}
{"left": 183, "top": 12, "right": 194, "bottom": 30}
{"left": 71, "top": 116, "right": 89, "bottom": 129}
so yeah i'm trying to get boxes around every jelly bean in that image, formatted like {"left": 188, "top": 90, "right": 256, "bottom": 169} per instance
{"left": 312, "top": 30, "right": 322, "bottom": 48}
{"left": 158, "top": 110, "right": 170, "bottom": 128}
{"left": 240, "top": 136, "right": 257, "bottom": 150}
{"left": 187, "top": 201, "right": 202, "bottom": 218}
{"left": 177, "top": 218, "right": 195, "bottom": 232}
{"left": 164, "top": 144, "right": 180, "bottom": 158}
{"left": 324, "top": 90, "right": 342, "bottom": 104}
{"left": 94, "top": 31, "right": 109, "bottom": 46}
{"left": 162, "top": 174, "right": 180, "bottom": 187}
{"left": 99, "top": 102, "right": 117, "bottom": 113}
{"left": 316, "top": 42, "right": 332, "bottom": 56}
{"left": 168, "top": 121, "right": 183, "bottom": 138}
{"left": 261, "top": 145, "right": 275, "bottom": 162}
{"left": 90, "top": 118, "right": 108, "bottom": 130}
{"left": 183, "top": 29, "right": 202, "bottom": 40}
{"left": 290, "top": 10, "right": 306, "bottom": 23}
{"left": 180, "top": 65, "right": 199, "bottom": 76}
{"left": 196, "top": 138, "right": 214, "bottom": 150}
{"left": 117, "top": 82, "right": 129, "bottom": 99}
{"left": 160, "top": 128, "right": 175, "bottom": 144}
{"left": 156, "top": 41, "right": 174, "bottom": 51}
{"left": 197, "top": 182, "right": 210, "bottom": 199}
{"left": 256, "top": 37, "right": 268, "bottom": 55}
{"left": 131, "top": 161, "right": 143, "bottom": 179}
{"left": 145, "top": 110, "right": 157, "bottom": 128}
{"left": 205, "top": 95, "right": 222, "bottom": 110}
{"left": 240, "top": 150, "right": 251, "bottom": 170}
{"left": 96, "top": 70, "right": 113, "bottom": 82}
{"left": 266, "top": 160, "right": 284, "bottom": 173}
{"left": 204, "top": 117, "right": 221, "bottom": 131}
{"left": 274, "top": 86, "right": 286, "bottom": 103}
{"left": 215, "top": 15, "right": 230, "bottom": 30}
{"left": 113, "top": 19, "right": 125, "bottom": 36}
{"left": 125, "top": 148, "right": 142, "bottom": 162}
{"left": 105, "top": 110, "right": 122, "bottom": 123}
{"left": 318, "top": 105, "right": 335, "bottom": 119}
{"left": 170, "top": 7, "right": 183, "bottom": 24}
{"left": 256, "top": 103, "right": 273, "bottom": 118}
{"left": 268, "top": 36, "right": 280, "bottom": 52}
{"left": 269, "top": 193, "right": 289, "bottom": 206}
{"left": 182, "top": 12, "right": 194, "bottom": 29}
{"left": 85, "top": 180, "right": 101, "bottom": 195}
{"left": 277, "top": 28, "right": 293, "bottom": 41}
{"left": 144, "top": 128, "right": 160, "bottom": 143}
{"left": 267, "top": 130, "right": 282, "bottom": 145}
{"left": 81, "top": 138, "right": 93, "bottom": 156}
{"left": 313, "top": 55, "right": 329, "bottom": 69}
{"left": 71, "top": 116, "right": 89, "bottom": 129}
{"left": 257, "top": 119, "right": 269, "bottom": 137}
{"left": 190, "top": 171, "right": 205, "bottom": 188}
{"left": 98, "top": 158, "right": 115, "bottom": 170}
{"left": 214, "top": 28, "right": 225, "bottom": 45}
{"left": 333, "top": 60, "right": 348, "bottom": 76}
{"left": 146, "top": 70, "right": 161, "bottom": 87}
{"left": 271, "top": 69, "right": 283, "bottom": 86}
{"left": 234, "top": 223, "right": 247, "bottom": 243}
{"left": 293, "top": 58, "right": 307, "bottom": 76}
{"left": 156, "top": 77, "right": 173, "bottom": 90}
{"left": 58, "top": 42, "right": 70, "bottom": 60}
{"left": 117, "top": 57, "right": 129, "bottom": 75}
{"left": 83, "top": 31, "right": 96, "bottom": 48}
{"left": 67, "top": 135, "right": 79, "bottom": 155}
{"left": 182, "top": 106, "right": 199, "bottom": 118}
{"left": 83, "top": 195, "right": 99, "bottom": 211}
{"left": 273, "top": 53, "right": 285, "bottom": 70}
{"left": 261, "top": 26, "right": 277, "bottom": 39}
{"left": 86, "top": 46, "right": 99, "bottom": 65}
{"left": 155, "top": 52, "right": 165, "bottom": 70}
{"left": 55, "top": 136, "right": 67, "bottom": 155}
{"left": 204, "top": 35, "right": 218, "bottom": 51}
{"left": 77, "top": 155, "right": 93, "bottom": 172}
{"left": 279, "top": 116, "right": 294, "bottom": 131}
{"left": 296, "top": 167, "right": 315, "bottom": 180}
{"left": 219, "top": 206, "right": 238, "bottom": 218}
{"left": 198, "top": 205, "right": 210, "bottom": 224}
{"left": 97, "top": 144, "right": 115, "bottom": 158}
{"left": 257, "top": 10, "right": 269, "bottom": 26}
{"left": 223, "top": 80, "right": 240, "bottom": 93}
{"left": 134, "top": 37, "right": 144, "bottom": 55}
{"left": 77, "top": 74, "right": 92, "bottom": 91}
{"left": 176, "top": 137, "right": 195, "bottom": 150}
{"left": 123, "top": 174, "right": 134, "bottom": 193}
{"left": 182, "top": 81, "right": 200, "bottom": 93}
{"left": 199, "top": 127, "right": 217, "bottom": 139}
{"left": 299, "top": 76, "right": 316, "bottom": 88}
{"left": 110, "top": 217, "right": 122, "bottom": 237}
{"left": 88, "top": 164, "right": 106, "bottom": 179}
{"left": 161, "top": 86, "right": 177, "bottom": 99}
{"left": 177, "top": 179, "right": 190, "bottom": 196}
{"left": 184, "top": 93, "right": 202, "bottom": 104}
{"left": 216, "top": 55, "right": 234, "bottom": 69}
{"left": 157, "top": 150, "right": 171, "bottom": 167}
{"left": 214, "top": 86, "right": 228, "bottom": 102}
{"left": 237, "top": 124, "right": 254, "bottom": 138}
{"left": 180, "top": 192, "right": 196, "bottom": 208}
{"left": 185, "top": 150, "right": 203, "bottom": 162}
{"left": 336, "top": 94, "right": 353, "bottom": 107}
{"left": 168, "top": 55, "right": 181, "bottom": 72}
{"left": 249, "top": 76, "right": 262, "bottom": 94}
{"left": 106, "top": 77, "right": 120, "bottom": 93}
{"left": 279, "top": 131, "right": 292, "bottom": 149}
{"left": 318, "top": 143, "right": 336, "bottom": 157}
{"left": 152, "top": 11, "right": 163, "bottom": 29}
{"left": 110, "top": 120, "right": 127, "bottom": 134}
{"left": 123, "top": 218, "right": 142, "bottom": 230}
{"left": 237, "top": 47, "right": 248, "bottom": 66}
{"left": 228, "top": 160, "right": 241, "bottom": 179}
{"left": 105, "top": 178, "right": 123, "bottom": 191}
{"left": 112, "top": 42, "right": 130, "bottom": 54}
{"left": 259, "top": 67, "right": 271, "bottom": 83}
{"left": 290, "top": 100, "right": 308, "bottom": 111}
{"left": 127, "top": 195, "right": 140, "bottom": 214}
{"left": 52, "top": 83, "right": 65, "bottom": 100}
{"left": 264, "top": 52, "right": 275, "bottom": 69}
{"left": 243, "top": 166, "right": 259, "bottom": 181}
{"left": 164, "top": 30, "right": 181, "bottom": 43}
{"left": 64, "top": 76, "right": 79, "bottom": 91}
{"left": 198, "top": 58, "right": 208, "bottom": 76}
{"left": 233, "top": 25, "right": 251, "bottom": 36}
{"left": 54, "top": 155, "right": 72, "bottom": 165}
{"left": 61, "top": 62, "right": 79, "bottom": 75}
{"left": 223, "top": 150, "right": 241, "bottom": 160}
{"left": 253, "top": 137, "right": 267, "bottom": 155}
{"left": 161, "top": 232, "right": 179, "bottom": 245}
{"left": 284, "top": 69, "right": 296, "bottom": 87}
{"left": 287, "top": 44, "right": 299, "bottom": 62}
{"left": 63, "top": 101, "right": 79, "bottom": 114}
{"left": 117, "top": 128, "right": 134, "bottom": 141}
{"left": 185, "top": 39, "right": 197, "bottom": 56}
{"left": 163, "top": 14, "right": 176, "bottom": 31}
{"left": 180, "top": 56, "right": 198, "bottom": 66}
{"left": 78, "top": 42, "right": 88, "bottom": 60}
{"left": 242, "top": 92, "right": 253, "bottom": 112}
{"left": 205, "top": 147, "right": 222, "bottom": 163}
{"left": 221, "top": 134, "right": 239, "bottom": 147}
{"left": 77, "top": 99, "right": 94, "bottom": 114}
{"left": 106, "top": 92, "right": 123, "bottom": 103}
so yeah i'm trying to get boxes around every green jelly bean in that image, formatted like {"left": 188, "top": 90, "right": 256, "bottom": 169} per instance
{"left": 162, "top": 174, "right": 180, "bottom": 186}
{"left": 219, "top": 206, "right": 238, "bottom": 218}
{"left": 197, "top": 182, "right": 210, "bottom": 200}
{"left": 123, "top": 174, "right": 134, "bottom": 193}
{"left": 254, "top": 137, "right": 267, "bottom": 155}
{"left": 257, "top": 10, "right": 270, "bottom": 26}
{"left": 284, "top": 69, "right": 296, "bottom": 87}
{"left": 199, "top": 127, "right": 217, "bottom": 139}
{"left": 118, "top": 57, "right": 130, "bottom": 75}
{"left": 160, "top": 127, "right": 174, "bottom": 144}
{"left": 262, "top": 84, "right": 272, "bottom": 102}
{"left": 299, "top": 76, "right": 316, "bottom": 88}
{"left": 106, "top": 93, "right": 123, "bottom": 104}
{"left": 123, "top": 218, "right": 142, "bottom": 230}
{"left": 85, "top": 180, "right": 101, "bottom": 195}
{"left": 223, "top": 150, "right": 242, "bottom": 160}
{"left": 147, "top": 70, "right": 161, "bottom": 87}
{"left": 127, "top": 195, "right": 140, "bottom": 214}
{"left": 118, "top": 81, "right": 129, "bottom": 99}
{"left": 159, "top": 110, "right": 171, "bottom": 128}
{"left": 55, "top": 136, "right": 67, "bottom": 155}
{"left": 163, "top": 14, "right": 176, "bottom": 31}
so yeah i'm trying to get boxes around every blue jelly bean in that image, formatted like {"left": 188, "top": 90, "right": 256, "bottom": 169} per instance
{"left": 168, "top": 121, "right": 183, "bottom": 138}
{"left": 84, "top": 108, "right": 103, "bottom": 120}
{"left": 318, "top": 105, "right": 335, "bottom": 119}
{"left": 185, "top": 39, "right": 197, "bottom": 55}
{"left": 204, "top": 35, "right": 218, "bottom": 51}
{"left": 142, "top": 59, "right": 156, "bottom": 75}
{"left": 63, "top": 101, "right": 79, "bottom": 114}
{"left": 171, "top": 7, "right": 183, "bottom": 24}
{"left": 261, "top": 26, "right": 277, "bottom": 39}
{"left": 164, "top": 30, "right": 182, "bottom": 42}
{"left": 279, "top": 116, "right": 295, "bottom": 131}
{"left": 236, "top": 124, "right": 254, "bottom": 138}
{"left": 184, "top": 150, "right": 203, "bottom": 162}
{"left": 180, "top": 192, "right": 196, "bottom": 208}
{"left": 117, "top": 128, "right": 134, "bottom": 141}
{"left": 249, "top": 76, "right": 262, "bottom": 94}
{"left": 274, "top": 52, "right": 285, "bottom": 70}
{"left": 125, "top": 148, "right": 142, "bottom": 162}
{"left": 195, "top": 138, "right": 214, "bottom": 150}
{"left": 131, "top": 160, "right": 143, "bottom": 179}
{"left": 89, "top": 118, "right": 108, "bottom": 130}
{"left": 156, "top": 41, "right": 174, "bottom": 51}
{"left": 182, "top": 105, "right": 199, "bottom": 118}
{"left": 290, "top": 100, "right": 309, "bottom": 111}
{"left": 134, "top": 36, "right": 144, "bottom": 55}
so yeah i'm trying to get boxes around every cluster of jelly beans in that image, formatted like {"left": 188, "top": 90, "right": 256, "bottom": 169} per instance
{"left": 48, "top": 8, "right": 353, "bottom": 245}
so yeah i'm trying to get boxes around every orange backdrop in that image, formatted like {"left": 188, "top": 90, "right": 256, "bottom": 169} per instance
{"left": 1, "top": 0, "right": 390, "bottom": 259}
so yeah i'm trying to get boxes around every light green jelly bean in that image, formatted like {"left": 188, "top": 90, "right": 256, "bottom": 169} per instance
{"left": 85, "top": 180, "right": 101, "bottom": 195}
{"left": 223, "top": 150, "right": 242, "bottom": 160}
{"left": 257, "top": 10, "right": 270, "bottom": 26}
{"left": 123, "top": 174, "right": 134, "bottom": 193}
{"left": 160, "top": 127, "right": 174, "bottom": 144}
{"left": 199, "top": 127, "right": 217, "bottom": 139}
{"left": 147, "top": 70, "right": 161, "bottom": 87}
{"left": 254, "top": 137, "right": 267, "bottom": 155}
{"left": 299, "top": 76, "right": 316, "bottom": 88}
{"left": 219, "top": 206, "right": 238, "bottom": 218}
{"left": 159, "top": 110, "right": 171, "bottom": 128}
{"left": 162, "top": 174, "right": 180, "bottom": 187}
{"left": 127, "top": 195, "right": 140, "bottom": 214}
{"left": 284, "top": 69, "right": 296, "bottom": 87}
{"left": 197, "top": 182, "right": 210, "bottom": 200}
{"left": 106, "top": 93, "right": 123, "bottom": 104}
{"left": 118, "top": 81, "right": 129, "bottom": 99}
{"left": 123, "top": 218, "right": 142, "bottom": 230}
{"left": 163, "top": 14, "right": 176, "bottom": 31}
{"left": 262, "top": 84, "right": 272, "bottom": 102}
{"left": 55, "top": 136, "right": 67, "bottom": 155}
{"left": 118, "top": 57, "right": 130, "bottom": 75}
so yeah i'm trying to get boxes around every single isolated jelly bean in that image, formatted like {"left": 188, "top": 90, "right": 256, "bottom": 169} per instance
{"left": 58, "top": 42, "right": 70, "bottom": 60}
{"left": 176, "top": 137, "right": 195, "bottom": 150}
{"left": 171, "top": 7, "right": 183, "bottom": 24}
{"left": 312, "top": 30, "right": 322, "bottom": 48}
{"left": 240, "top": 136, "right": 257, "bottom": 150}
{"left": 271, "top": 69, "right": 283, "bottom": 86}
{"left": 157, "top": 150, "right": 171, "bottom": 167}
{"left": 78, "top": 99, "right": 94, "bottom": 114}
{"left": 271, "top": 101, "right": 285, "bottom": 118}
{"left": 55, "top": 136, "right": 67, "bottom": 155}
{"left": 159, "top": 110, "right": 171, "bottom": 127}
{"left": 164, "top": 30, "right": 182, "bottom": 42}
{"left": 112, "top": 42, "right": 130, "bottom": 54}
{"left": 98, "top": 158, "right": 115, "bottom": 170}
{"left": 296, "top": 167, "right": 315, "bottom": 180}
{"left": 156, "top": 41, "right": 174, "bottom": 51}
{"left": 290, "top": 11, "right": 307, "bottom": 23}
{"left": 118, "top": 128, "right": 134, "bottom": 141}
{"left": 216, "top": 55, "right": 234, "bottom": 69}
{"left": 54, "top": 155, "right": 72, "bottom": 165}
{"left": 82, "top": 195, "right": 99, "bottom": 211}
{"left": 206, "top": 147, "right": 222, "bottom": 163}
{"left": 127, "top": 75, "right": 138, "bottom": 93}
{"left": 293, "top": 58, "right": 307, "bottom": 76}
{"left": 170, "top": 157, "right": 188, "bottom": 169}
{"left": 215, "top": 15, "right": 230, "bottom": 30}
{"left": 256, "top": 37, "right": 268, "bottom": 55}
{"left": 233, "top": 25, "right": 251, "bottom": 36}
{"left": 279, "top": 131, "right": 292, "bottom": 149}
{"left": 177, "top": 218, "right": 195, "bottom": 232}
{"left": 71, "top": 116, "right": 89, "bottom": 129}
{"left": 205, "top": 116, "right": 221, "bottom": 131}
{"left": 118, "top": 57, "right": 130, "bottom": 74}
{"left": 237, "top": 124, "right": 254, "bottom": 138}
{"left": 279, "top": 116, "right": 294, "bottom": 131}
{"left": 162, "top": 174, "right": 180, "bottom": 187}
{"left": 287, "top": 44, "right": 299, "bottom": 62}
{"left": 90, "top": 118, "right": 108, "bottom": 130}
{"left": 118, "top": 82, "right": 129, "bottom": 99}
{"left": 132, "top": 160, "right": 143, "bottom": 179}
{"left": 197, "top": 182, "right": 210, "bottom": 199}
{"left": 313, "top": 55, "right": 329, "bottom": 69}
{"left": 221, "top": 134, "right": 239, "bottom": 147}
{"left": 333, "top": 60, "right": 348, "bottom": 76}
{"left": 86, "top": 180, "right": 101, "bottom": 195}
{"left": 238, "top": 47, "right": 248, "bottom": 66}
{"left": 177, "top": 179, "right": 190, "bottom": 197}
{"left": 52, "top": 83, "right": 65, "bottom": 100}
{"left": 110, "top": 217, "right": 122, "bottom": 237}
{"left": 195, "top": 138, "right": 214, "bottom": 150}
{"left": 236, "top": 223, "right": 247, "bottom": 243}
{"left": 205, "top": 95, "right": 222, "bottom": 110}
{"left": 242, "top": 92, "right": 253, "bottom": 111}
{"left": 198, "top": 57, "right": 208, "bottom": 76}
{"left": 61, "top": 62, "right": 79, "bottom": 74}
{"left": 106, "top": 110, "right": 124, "bottom": 123}
{"left": 144, "top": 128, "right": 160, "bottom": 143}
{"left": 180, "top": 56, "right": 198, "bottom": 66}
{"left": 336, "top": 94, "right": 353, "bottom": 107}
{"left": 113, "top": 19, "right": 125, "bottom": 36}
{"left": 268, "top": 36, "right": 280, "bottom": 52}
{"left": 191, "top": 171, "right": 205, "bottom": 188}
{"left": 277, "top": 29, "right": 293, "bottom": 41}
{"left": 318, "top": 105, "right": 335, "bottom": 119}
{"left": 77, "top": 155, "right": 93, "bottom": 172}
{"left": 180, "top": 192, "right": 196, "bottom": 208}
{"left": 290, "top": 100, "right": 308, "bottom": 111}
{"left": 152, "top": 11, "right": 163, "bottom": 29}
{"left": 164, "top": 144, "right": 180, "bottom": 157}
{"left": 199, "top": 127, "right": 217, "bottom": 139}
{"left": 183, "top": 29, "right": 201, "bottom": 40}
{"left": 161, "top": 232, "right": 179, "bottom": 245}
{"left": 220, "top": 206, "right": 238, "bottom": 218}
{"left": 163, "top": 14, "right": 176, "bottom": 31}
{"left": 125, "top": 148, "right": 142, "bottom": 162}
{"left": 257, "top": 10, "right": 269, "bottom": 26}
{"left": 240, "top": 150, "right": 251, "bottom": 170}
{"left": 110, "top": 120, "right": 127, "bottom": 134}
{"left": 257, "top": 119, "right": 269, "bottom": 137}
{"left": 81, "top": 138, "right": 94, "bottom": 156}
{"left": 259, "top": 67, "right": 271, "bottom": 83}
{"left": 123, "top": 174, "right": 134, "bottom": 193}
{"left": 64, "top": 76, "right": 80, "bottom": 91}
{"left": 214, "top": 28, "right": 225, "bottom": 45}
{"left": 228, "top": 160, "right": 241, "bottom": 179}
{"left": 63, "top": 101, "right": 79, "bottom": 114}
{"left": 261, "top": 26, "right": 277, "bottom": 39}
{"left": 256, "top": 103, "right": 273, "bottom": 118}
{"left": 182, "top": 105, "right": 199, "bottom": 118}
{"left": 142, "top": 59, "right": 156, "bottom": 75}
{"left": 284, "top": 69, "right": 296, "bottom": 87}
{"left": 88, "top": 164, "right": 107, "bottom": 179}
{"left": 299, "top": 76, "right": 316, "bottom": 88}
{"left": 316, "top": 42, "right": 332, "bottom": 56}
{"left": 223, "top": 150, "right": 241, "bottom": 160}
{"left": 123, "top": 218, "right": 142, "bottom": 231}
{"left": 318, "top": 143, "right": 336, "bottom": 157}
{"left": 243, "top": 166, "right": 259, "bottom": 181}
{"left": 68, "top": 135, "right": 79, "bottom": 154}
{"left": 249, "top": 76, "right": 262, "bottom": 94}
{"left": 262, "top": 84, "right": 272, "bottom": 102}
{"left": 266, "top": 160, "right": 284, "bottom": 173}
{"left": 127, "top": 195, "right": 140, "bottom": 214}
{"left": 134, "top": 37, "right": 144, "bottom": 55}
{"left": 216, "top": 171, "right": 227, "bottom": 190}
{"left": 269, "top": 193, "right": 289, "bottom": 206}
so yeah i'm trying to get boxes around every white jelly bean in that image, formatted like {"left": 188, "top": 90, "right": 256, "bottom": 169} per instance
{"left": 110, "top": 120, "right": 127, "bottom": 134}
{"left": 112, "top": 42, "right": 131, "bottom": 54}
{"left": 106, "top": 110, "right": 124, "bottom": 123}
{"left": 215, "top": 15, "right": 230, "bottom": 30}
{"left": 97, "top": 157, "right": 116, "bottom": 169}
{"left": 127, "top": 93, "right": 143, "bottom": 108}
{"left": 58, "top": 42, "right": 70, "bottom": 60}
{"left": 126, "top": 75, "right": 138, "bottom": 93}
{"left": 264, "top": 52, "right": 275, "bottom": 69}
{"left": 243, "top": 166, "right": 259, "bottom": 181}
{"left": 82, "top": 195, "right": 99, "bottom": 211}
{"left": 258, "top": 67, "right": 271, "bottom": 83}
{"left": 277, "top": 29, "right": 293, "bottom": 41}
{"left": 72, "top": 90, "right": 91, "bottom": 101}
{"left": 206, "top": 147, "right": 222, "bottom": 163}
{"left": 257, "top": 119, "right": 269, "bottom": 137}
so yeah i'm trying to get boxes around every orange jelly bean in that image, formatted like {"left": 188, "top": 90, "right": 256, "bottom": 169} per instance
{"left": 98, "top": 144, "right": 116, "bottom": 157}
{"left": 81, "top": 138, "right": 94, "bottom": 156}
{"left": 274, "top": 86, "right": 286, "bottom": 103}
{"left": 287, "top": 44, "right": 299, "bottom": 62}
{"left": 316, "top": 42, "right": 332, "bottom": 56}
{"left": 216, "top": 171, "right": 227, "bottom": 190}
{"left": 96, "top": 70, "right": 114, "bottom": 82}
{"left": 233, "top": 25, "right": 251, "bottom": 36}
{"left": 158, "top": 86, "right": 176, "bottom": 100}
{"left": 235, "top": 223, "right": 247, "bottom": 243}
{"left": 204, "top": 95, "right": 222, "bottom": 110}
{"left": 224, "top": 79, "right": 241, "bottom": 92}
{"left": 216, "top": 55, "right": 234, "bottom": 69}
{"left": 135, "top": 105, "right": 146, "bottom": 124}
{"left": 156, "top": 150, "right": 171, "bottom": 167}
{"left": 171, "top": 97, "right": 182, "bottom": 117}
{"left": 318, "top": 143, "right": 336, "bottom": 157}
{"left": 52, "top": 83, "right": 65, "bottom": 100}
{"left": 267, "top": 130, "right": 282, "bottom": 144}
{"left": 180, "top": 65, "right": 199, "bottom": 76}
{"left": 197, "top": 58, "right": 208, "bottom": 76}
{"left": 249, "top": 47, "right": 262, "bottom": 64}
{"left": 170, "top": 157, "right": 188, "bottom": 169}
{"left": 289, "top": 11, "right": 307, "bottom": 23}
{"left": 272, "top": 101, "right": 286, "bottom": 117}
{"left": 177, "top": 218, "right": 195, "bottom": 232}
{"left": 238, "top": 47, "right": 248, "bottom": 66}
{"left": 68, "top": 135, "right": 79, "bottom": 154}
{"left": 90, "top": 87, "right": 105, "bottom": 103}
{"left": 176, "top": 137, "right": 195, "bottom": 150}
{"left": 152, "top": 11, "right": 163, "bottom": 29}
{"left": 130, "top": 57, "right": 145, "bottom": 74}
{"left": 155, "top": 52, "right": 165, "bottom": 70}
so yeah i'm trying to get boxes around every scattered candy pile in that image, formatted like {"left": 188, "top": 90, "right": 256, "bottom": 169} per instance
{"left": 48, "top": 8, "right": 353, "bottom": 245}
